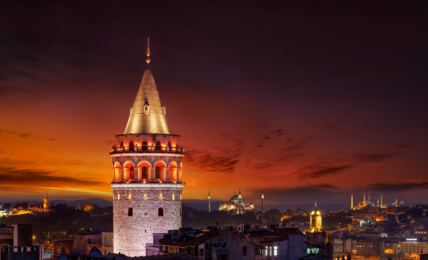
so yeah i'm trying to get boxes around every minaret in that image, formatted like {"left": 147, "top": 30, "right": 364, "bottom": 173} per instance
{"left": 110, "top": 39, "right": 185, "bottom": 257}
{"left": 377, "top": 199, "right": 379, "bottom": 207}
{"left": 238, "top": 190, "right": 242, "bottom": 215}
{"left": 351, "top": 193, "right": 353, "bottom": 209}
{"left": 396, "top": 196, "right": 398, "bottom": 208}
{"left": 261, "top": 190, "right": 265, "bottom": 213}
{"left": 363, "top": 191, "right": 366, "bottom": 207}
{"left": 368, "top": 191, "right": 370, "bottom": 202}
{"left": 208, "top": 191, "right": 211, "bottom": 213}
{"left": 381, "top": 191, "right": 383, "bottom": 208}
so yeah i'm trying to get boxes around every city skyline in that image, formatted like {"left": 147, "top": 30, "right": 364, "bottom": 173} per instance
{"left": 1, "top": 1, "right": 428, "bottom": 206}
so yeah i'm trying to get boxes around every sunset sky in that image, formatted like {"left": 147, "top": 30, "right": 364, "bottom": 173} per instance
{"left": 1, "top": 1, "right": 428, "bottom": 208}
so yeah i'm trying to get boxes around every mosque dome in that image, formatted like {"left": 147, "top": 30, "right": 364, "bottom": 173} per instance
{"left": 229, "top": 194, "right": 247, "bottom": 204}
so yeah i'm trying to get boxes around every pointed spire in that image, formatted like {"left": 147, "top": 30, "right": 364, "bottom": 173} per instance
{"left": 315, "top": 196, "right": 317, "bottom": 207}
{"left": 146, "top": 37, "right": 151, "bottom": 65}
{"left": 123, "top": 39, "right": 171, "bottom": 135}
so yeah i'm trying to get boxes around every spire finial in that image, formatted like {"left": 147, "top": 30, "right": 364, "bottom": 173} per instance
{"left": 315, "top": 196, "right": 317, "bottom": 207}
{"left": 146, "top": 37, "right": 151, "bottom": 65}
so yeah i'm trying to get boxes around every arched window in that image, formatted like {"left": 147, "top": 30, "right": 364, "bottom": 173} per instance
{"left": 155, "top": 167, "right": 161, "bottom": 179}
{"left": 142, "top": 166, "right": 148, "bottom": 179}
{"left": 142, "top": 141, "right": 148, "bottom": 151}
{"left": 118, "top": 194, "right": 121, "bottom": 200}
{"left": 130, "top": 167, "right": 135, "bottom": 180}
{"left": 144, "top": 194, "right": 148, "bottom": 201}
{"left": 120, "top": 142, "right": 123, "bottom": 147}
{"left": 168, "top": 141, "right": 171, "bottom": 150}
{"left": 128, "top": 193, "right": 132, "bottom": 200}
{"left": 172, "top": 194, "right": 175, "bottom": 201}
{"left": 159, "top": 194, "right": 163, "bottom": 200}
{"left": 128, "top": 208, "right": 133, "bottom": 216}
{"left": 158, "top": 208, "right": 163, "bottom": 216}
{"left": 129, "top": 141, "right": 134, "bottom": 151}
{"left": 156, "top": 141, "right": 161, "bottom": 151}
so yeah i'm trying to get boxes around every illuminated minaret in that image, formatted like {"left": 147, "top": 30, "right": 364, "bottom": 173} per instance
{"left": 377, "top": 199, "right": 379, "bottom": 207}
{"left": 363, "top": 191, "right": 366, "bottom": 207}
{"left": 110, "top": 38, "right": 185, "bottom": 257}
{"left": 368, "top": 190, "right": 370, "bottom": 202}
{"left": 261, "top": 190, "right": 265, "bottom": 213}
{"left": 396, "top": 196, "right": 398, "bottom": 208}
{"left": 238, "top": 190, "right": 242, "bottom": 214}
{"left": 351, "top": 193, "right": 353, "bottom": 209}
{"left": 381, "top": 191, "right": 383, "bottom": 208}
{"left": 208, "top": 191, "right": 211, "bottom": 212}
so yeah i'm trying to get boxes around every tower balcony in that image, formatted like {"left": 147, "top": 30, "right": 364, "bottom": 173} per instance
{"left": 110, "top": 145, "right": 184, "bottom": 155}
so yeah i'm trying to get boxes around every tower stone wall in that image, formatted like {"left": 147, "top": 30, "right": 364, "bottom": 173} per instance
{"left": 112, "top": 184, "right": 183, "bottom": 256}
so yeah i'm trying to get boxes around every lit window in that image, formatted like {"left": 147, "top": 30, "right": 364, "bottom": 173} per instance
{"left": 129, "top": 194, "right": 132, "bottom": 200}
{"left": 274, "top": 246, "right": 278, "bottom": 256}
{"left": 144, "top": 194, "right": 148, "bottom": 201}
{"left": 180, "top": 194, "right": 182, "bottom": 201}
{"left": 159, "top": 194, "right": 163, "bottom": 200}
{"left": 172, "top": 194, "right": 175, "bottom": 201}
{"left": 118, "top": 194, "right": 121, "bottom": 200}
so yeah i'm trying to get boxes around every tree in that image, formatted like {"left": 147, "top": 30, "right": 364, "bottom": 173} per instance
{"left": 2, "top": 203, "right": 11, "bottom": 209}
{"left": 295, "top": 207, "right": 302, "bottom": 214}
{"left": 286, "top": 209, "right": 294, "bottom": 215}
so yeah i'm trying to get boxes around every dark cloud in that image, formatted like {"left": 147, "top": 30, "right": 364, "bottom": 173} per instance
{"left": 351, "top": 153, "right": 395, "bottom": 163}
{"left": 0, "top": 128, "right": 32, "bottom": 138}
{"left": 248, "top": 183, "right": 340, "bottom": 205}
{"left": 261, "top": 129, "right": 285, "bottom": 140}
{"left": 12, "top": 50, "right": 43, "bottom": 63}
{"left": 367, "top": 182, "right": 428, "bottom": 192}
{"left": 184, "top": 149, "right": 240, "bottom": 173}
{"left": 0, "top": 166, "right": 102, "bottom": 187}
{"left": 294, "top": 152, "right": 395, "bottom": 180}
{"left": 295, "top": 164, "right": 353, "bottom": 179}
{"left": 392, "top": 144, "right": 412, "bottom": 149}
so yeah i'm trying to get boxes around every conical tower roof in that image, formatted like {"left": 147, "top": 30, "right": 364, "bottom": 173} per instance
{"left": 123, "top": 39, "right": 171, "bottom": 135}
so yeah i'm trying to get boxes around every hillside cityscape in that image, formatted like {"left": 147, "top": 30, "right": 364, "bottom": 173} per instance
{"left": 1, "top": 1, "right": 428, "bottom": 260}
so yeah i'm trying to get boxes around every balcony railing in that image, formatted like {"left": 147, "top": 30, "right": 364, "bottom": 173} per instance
{"left": 110, "top": 145, "right": 184, "bottom": 155}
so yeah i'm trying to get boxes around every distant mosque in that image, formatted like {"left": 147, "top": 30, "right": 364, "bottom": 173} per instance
{"left": 351, "top": 191, "right": 387, "bottom": 210}
{"left": 218, "top": 190, "right": 255, "bottom": 214}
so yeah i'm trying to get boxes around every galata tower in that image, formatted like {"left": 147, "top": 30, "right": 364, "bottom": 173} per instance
{"left": 110, "top": 39, "right": 184, "bottom": 256}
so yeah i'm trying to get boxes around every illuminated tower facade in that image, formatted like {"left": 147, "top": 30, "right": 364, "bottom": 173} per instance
{"left": 381, "top": 191, "right": 383, "bottom": 208}
{"left": 261, "top": 190, "right": 265, "bottom": 213}
{"left": 377, "top": 199, "right": 379, "bottom": 207}
{"left": 310, "top": 197, "right": 322, "bottom": 233}
{"left": 110, "top": 39, "right": 184, "bottom": 257}
{"left": 43, "top": 193, "right": 49, "bottom": 210}
{"left": 208, "top": 191, "right": 211, "bottom": 212}
{"left": 351, "top": 193, "right": 353, "bottom": 209}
